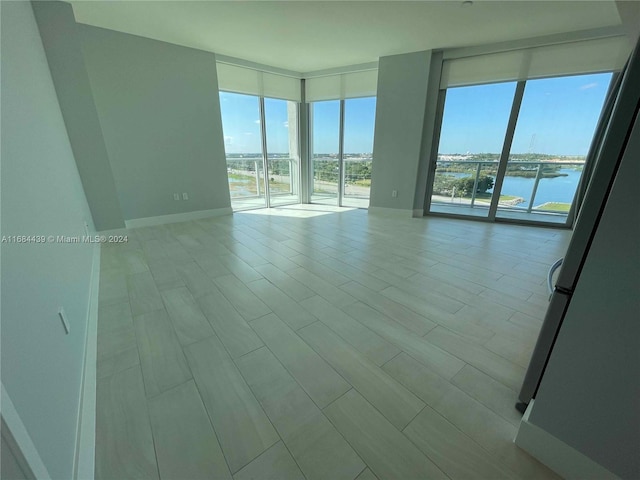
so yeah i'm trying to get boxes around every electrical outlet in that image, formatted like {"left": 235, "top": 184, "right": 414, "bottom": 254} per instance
{"left": 58, "top": 307, "right": 70, "bottom": 334}
{"left": 182, "top": 192, "right": 189, "bottom": 200}
{"left": 392, "top": 190, "right": 398, "bottom": 198}
{"left": 173, "top": 193, "right": 180, "bottom": 201}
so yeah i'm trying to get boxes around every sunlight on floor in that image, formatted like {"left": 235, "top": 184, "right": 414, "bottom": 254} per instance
{"left": 239, "top": 203, "right": 359, "bottom": 218}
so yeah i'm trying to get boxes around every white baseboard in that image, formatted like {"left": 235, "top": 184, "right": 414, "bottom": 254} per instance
{"left": 515, "top": 401, "right": 618, "bottom": 480}
{"left": 412, "top": 208, "right": 425, "bottom": 218}
{"left": 1, "top": 384, "right": 51, "bottom": 479}
{"left": 123, "top": 207, "right": 232, "bottom": 229}
{"left": 72, "top": 243, "right": 101, "bottom": 480}
{"left": 367, "top": 206, "right": 414, "bottom": 218}
{"left": 96, "top": 227, "right": 128, "bottom": 236}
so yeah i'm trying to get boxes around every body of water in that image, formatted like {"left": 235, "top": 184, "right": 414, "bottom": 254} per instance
{"left": 445, "top": 168, "right": 583, "bottom": 208}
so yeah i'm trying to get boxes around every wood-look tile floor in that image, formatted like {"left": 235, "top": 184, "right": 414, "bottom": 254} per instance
{"left": 96, "top": 205, "right": 571, "bottom": 480}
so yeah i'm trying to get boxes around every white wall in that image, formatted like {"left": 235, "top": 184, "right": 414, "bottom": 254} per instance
{"left": 31, "top": 1, "right": 125, "bottom": 232}
{"left": 414, "top": 51, "right": 443, "bottom": 213}
{"left": 78, "top": 24, "right": 231, "bottom": 222}
{"left": 525, "top": 114, "right": 640, "bottom": 478}
{"left": 369, "top": 51, "right": 432, "bottom": 212}
{"left": 0, "top": 2, "right": 97, "bottom": 478}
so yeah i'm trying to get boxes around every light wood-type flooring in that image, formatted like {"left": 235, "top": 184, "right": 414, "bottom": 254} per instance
{"left": 96, "top": 205, "right": 570, "bottom": 480}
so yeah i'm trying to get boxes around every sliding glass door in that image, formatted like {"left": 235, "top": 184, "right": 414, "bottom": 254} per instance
{"left": 430, "top": 82, "right": 516, "bottom": 218}
{"left": 220, "top": 92, "right": 267, "bottom": 210}
{"left": 220, "top": 92, "right": 300, "bottom": 211}
{"left": 428, "top": 72, "right": 612, "bottom": 225}
{"left": 310, "top": 100, "right": 340, "bottom": 205}
{"left": 264, "top": 98, "right": 300, "bottom": 207}
{"left": 495, "top": 73, "right": 611, "bottom": 223}
{"left": 309, "top": 97, "right": 376, "bottom": 208}
{"left": 342, "top": 97, "right": 376, "bottom": 208}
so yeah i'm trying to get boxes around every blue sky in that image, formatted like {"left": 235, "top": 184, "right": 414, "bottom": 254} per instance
{"left": 438, "top": 72, "right": 612, "bottom": 156}
{"left": 220, "top": 72, "right": 610, "bottom": 157}
{"left": 219, "top": 92, "right": 262, "bottom": 155}
{"left": 220, "top": 92, "right": 376, "bottom": 154}
{"left": 312, "top": 97, "right": 377, "bottom": 154}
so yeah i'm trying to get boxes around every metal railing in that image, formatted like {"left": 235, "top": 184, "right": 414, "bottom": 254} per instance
{"left": 432, "top": 159, "right": 584, "bottom": 213}
{"left": 343, "top": 173, "right": 371, "bottom": 199}
{"left": 312, "top": 158, "right": 372, "bottom": 199}
{"left": 226, "top": 157, "right": 295, "bottom": 198}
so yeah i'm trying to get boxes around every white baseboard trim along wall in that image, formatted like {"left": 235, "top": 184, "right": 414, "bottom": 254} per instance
{"left": 122, "top": 207, "right": 233, "bottom": 229}
{"left": 515, "top": 401, "right": 618, "bottom": 480}
{"left": 72, "top": 244, "right": 101, "bottom": 480}
{"left": 367, "top": 206, "right": 415, "bottom": 218}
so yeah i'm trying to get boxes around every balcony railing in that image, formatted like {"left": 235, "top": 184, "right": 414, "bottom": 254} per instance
{"left": 312, "top": 157, "right": 372, "bottom": 200}
{"left": 343, "top": 173, "right": 371, "bottom": 199}
{"left": 432, "top": 159, "right": 584, "bottom": 215}
{"left": 226, "top": 157, "right": 295, "bottom": 198}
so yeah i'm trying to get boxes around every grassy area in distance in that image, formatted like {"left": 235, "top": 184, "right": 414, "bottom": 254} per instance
{"left": 536, "top": 202, "right": 571, "bottom": 212}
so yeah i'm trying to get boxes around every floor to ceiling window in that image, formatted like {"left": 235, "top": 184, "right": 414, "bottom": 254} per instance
{"left": 218, "top": 65, "right": 376, "bottom": 211}
{"left": 217, "top": 63, "right": 301, "bottom": 211}
{"left": 219, "top": 92, "right": 267, "bottom": 211}
{"left": 495, "top": 73, "right": 611, "bottom": 223}
{"left": 307, "top": 69, "right": 378, "bottom": 209}
{"left": 429, "top": 73, "right": 611, "bottom": 225}
{"left": 220, "top": 93, "right": 300, "bottom": 211}
{"left": 430, "top": 82, "right": 517, "bottom": 218}
{"left": 427, "top": 37, "right": 625, "bottom": 226}
{"left": 309, "top": 97, "right": 376, "bottom": 208}
{"left": 264, "top": 98, "right": 300, "bottom": 207}
{"left": 310, "top": 100, "right": 340, "bottom": 205}
{"left": 342, "top": 97, "right": 376, "bottom": 208}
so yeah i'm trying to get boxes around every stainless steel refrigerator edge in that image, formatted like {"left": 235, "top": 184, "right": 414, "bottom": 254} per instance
{"left": 517, "top": 39, "right": 640, "bottom": 407}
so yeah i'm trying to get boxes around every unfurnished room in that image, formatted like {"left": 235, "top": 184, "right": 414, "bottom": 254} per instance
{"left": 1, "top": 1, "right": 639, "bottom": 479}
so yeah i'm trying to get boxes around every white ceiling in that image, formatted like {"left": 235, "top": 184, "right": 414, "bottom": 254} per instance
{"left": 69, "top": 1, "right": 626, "bottom": 74}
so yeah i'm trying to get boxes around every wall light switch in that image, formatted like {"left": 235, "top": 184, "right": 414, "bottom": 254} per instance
{"left": 173, "top": 193, "right": 180, "bottom": 201}
{"left": 182, "top": 192, "right": 189, "bottom": 200}
{"left": 58, "top": 307, "right": 70, "bottom": 335}
{"left": 392, "top": 190, "right": 398, "bottom": 198}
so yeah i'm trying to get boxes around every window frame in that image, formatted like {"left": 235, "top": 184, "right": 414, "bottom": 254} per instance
{"left": 219, "top": 90, "right": 302, "bottom": 211}
{"left": 426, "top": 72, "right": 616, "bottom": 228}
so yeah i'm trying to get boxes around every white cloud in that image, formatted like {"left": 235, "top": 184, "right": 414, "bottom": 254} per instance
{"left": 254, "top": 119, "right": 261, "bottom": 124}
{"left": 579, "top": 82, "right": 599, "bottom": 90}
{"left": 283, "top": 121, "right": 289, "bottom": 128}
